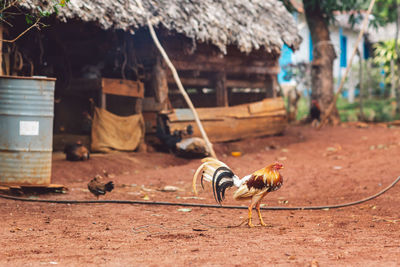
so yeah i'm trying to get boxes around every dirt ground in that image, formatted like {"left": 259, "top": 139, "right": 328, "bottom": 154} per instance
{"left": 1, "top": 124, "right": 400, "bottom": 266}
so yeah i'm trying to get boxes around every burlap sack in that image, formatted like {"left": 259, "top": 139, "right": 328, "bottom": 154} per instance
{"left": 91, "top": 107, "right": 144, "bottom": 152}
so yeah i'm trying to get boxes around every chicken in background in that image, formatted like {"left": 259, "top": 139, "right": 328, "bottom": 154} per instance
{"left": 175, "top": 137, "right": 210, "bottom": 158}
{"left": 193, "top": 158, "right": 284, "bottom": 227}
{"left": 310, "top": 99, "right": 321, "bottom": 127}
{"left": 64, "top": 141, "right": 90, "bottom": 161}
{"left": 87, "top": 175, "right": 114, "bottom": 199}
{"left": 156, "top": 114, "right": 193, "bottom": 153}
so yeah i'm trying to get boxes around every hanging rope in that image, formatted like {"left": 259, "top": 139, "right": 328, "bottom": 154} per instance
{"left": 135, "top": 0, "right": 217, "bottom": 158}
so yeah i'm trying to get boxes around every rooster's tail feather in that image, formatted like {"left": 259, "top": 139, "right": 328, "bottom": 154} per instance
{"left": 192, "top": 157, "right": 229, "bottom": 195}
{"left": 193, "top": 158, "right": 237, "bottom": 204}
{"left": 212, "top": 167, "right": 234, "bottom": 204}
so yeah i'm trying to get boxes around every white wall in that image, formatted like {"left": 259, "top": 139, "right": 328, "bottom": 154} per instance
{"left": 291, "top": 14, "right": 365, "bottom": 88}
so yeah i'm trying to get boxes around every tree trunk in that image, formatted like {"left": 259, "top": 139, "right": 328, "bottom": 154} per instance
{"left": 390, "top": 59, "right": 396, "bottom": 99}
{"left": 366, "top": 60, "right": 373, "bottom": 99}
{"left": 304, "top": 1, "right": 340, "bottom": 124}
{"left": 358, "top": 49, "right": 365, "bottom": 121}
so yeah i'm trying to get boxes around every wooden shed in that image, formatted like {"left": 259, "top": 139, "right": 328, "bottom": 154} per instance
{"left": 5, "top": 0, "right": 301, "bottom": 148}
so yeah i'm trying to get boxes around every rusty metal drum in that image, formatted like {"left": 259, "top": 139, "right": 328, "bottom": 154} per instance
{"left": 0, "top": 76, "right": 56, "bottom": 186}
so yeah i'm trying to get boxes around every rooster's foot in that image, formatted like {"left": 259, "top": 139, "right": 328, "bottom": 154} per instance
{"left": 247, "top": 219, "right": 255, "bottom": 228}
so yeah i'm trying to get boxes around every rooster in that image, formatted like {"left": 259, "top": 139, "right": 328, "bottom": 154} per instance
{"left": 193, "top": 158, "right": 283, "bottom": 227}
{"left": 310, "top": 99, "right": 321, "bottom": 127}
{"left": 87, "top": 175, "right": 114, "bottom": 199}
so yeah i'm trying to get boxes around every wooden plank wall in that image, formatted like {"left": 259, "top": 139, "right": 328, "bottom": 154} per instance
{"left": 167, "top": 97, "right": 287, "bottom": 142}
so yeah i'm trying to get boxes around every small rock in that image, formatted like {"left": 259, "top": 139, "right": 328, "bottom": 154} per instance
{"left": 326, "top": 147, "right": 337, "bottom": 152}
{"left": 161, "top": 185, "right": 179, "bottom": 192}
{"left": 311, "top": 259, "right": 319, "bottom": 267}
{"left": 177, "top": 208, "right": 192, "bottom": 212}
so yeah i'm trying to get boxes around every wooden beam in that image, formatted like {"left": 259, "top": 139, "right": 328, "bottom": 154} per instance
{"left": 167, "top": 98, "right": 287, "bottom": 143}
{"left": 168, "top": 98, "right": 286, "bottom": 122}
{"left": 166, "top": 76, "right": 266, "bottom": 89}
{"left": 226, "top": 80, "right": 265, "bottom": 88}
{"left": 167, "top": 76, "right": 210, "bottom": 87}
{"left": 214, "top": 72, "right": 228, "bottom": 107}
{"left": 101, "top": 78, "right": 144, "bottom": 98}
{"left": 169, "top": 116, "right": 286, "bottom": 143}
{"left": 171, "top": 60, "right": 280, "bottom": 75}
{"left": 167, "top": 44, "right": 278, "bottom": 65}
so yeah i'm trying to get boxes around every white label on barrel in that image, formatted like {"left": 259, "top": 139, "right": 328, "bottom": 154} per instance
{"left": 19, "top": 121, "right": 39, "bottom": 136}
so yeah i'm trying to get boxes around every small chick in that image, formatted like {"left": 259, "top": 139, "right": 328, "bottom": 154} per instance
{"left": 87, "top": 175, "right": 114, "bottom": 199}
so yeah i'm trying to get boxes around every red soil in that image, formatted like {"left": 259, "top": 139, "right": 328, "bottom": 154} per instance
{"left": 1, "top": 124, "right": 399, "bottom": 266}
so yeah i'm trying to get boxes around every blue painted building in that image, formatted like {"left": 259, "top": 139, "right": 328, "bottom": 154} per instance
{"left": 278, "top": 12, "right": 369, "bottom": 90}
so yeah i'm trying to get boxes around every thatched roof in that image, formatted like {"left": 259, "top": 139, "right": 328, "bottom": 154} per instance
{"left": 21, "top": 0, "right": 301, "bottom": 54}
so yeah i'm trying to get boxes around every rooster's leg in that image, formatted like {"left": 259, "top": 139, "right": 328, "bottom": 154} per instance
{"left": 248, "top": 195, "right": 263, "bottom": 227}
{"left": 255, "top": 201, "right": 267, "bottom": 226}
{"left": 247, "top": 205, "right": 254, "bottom": 228}
{"left": 255, "top": 192, "right": 269, "bottom": 226}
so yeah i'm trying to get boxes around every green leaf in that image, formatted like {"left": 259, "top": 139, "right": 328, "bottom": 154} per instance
{"left": 25, "top": 14, "right": 34, "bottom": 25}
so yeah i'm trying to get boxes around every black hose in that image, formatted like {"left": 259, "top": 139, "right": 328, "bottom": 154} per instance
{"left": 0, "top": 176, "right": 399, "bottom": 211}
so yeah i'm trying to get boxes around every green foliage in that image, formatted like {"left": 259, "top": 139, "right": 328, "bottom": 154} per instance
{"left": 281, "top": 0, "right": 370, "bottom": 25}
{"left": 36, "top": 0, "right": 70, "bottom": 18}
{"left": 304, "top": 0, "right": 367, "bottom": 24}
{"left": 295, "top": 97, "right": 310, "bottom": 121}
{"left": 0, "top": 0, "right": 70, "bottom": 24}
{"left": 374, "top": 40, "right": 397, "bottom": 68}
{"left": 371, "top": 0, "right": 399, "bottom": 27}
{"left": 374, "top": 40, "right": 398, "bottom": 87}
{"left": 338, "top": 97, "right": 398, "bottom": 122}
{"left": 348, "top": 59, "right": 387, "bottom": 97}
{"left": 294, "top": 96, "right": 398, "bottom": 122}
{"left": 281, "top": 0, "right": 399, "bottom": 28}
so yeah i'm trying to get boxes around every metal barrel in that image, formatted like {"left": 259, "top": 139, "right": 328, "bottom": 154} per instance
{"left": 0, "top": 76, "right": 56, "bottom": 186}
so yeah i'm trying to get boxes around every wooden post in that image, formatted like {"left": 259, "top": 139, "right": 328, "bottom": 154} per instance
{"left": 214, "top": 72, "right": 228, "bottom": 106}
{"left": 134, "top": 98, "right": 143, "bottom": 114}
{"left": 151, "top": 57, "right": 169, "bottom": 109}
{"left": 0, "top": 24, "right": 3, "bottom": 75}
{"left": 265, "top": 74, "right": 278, "bottom": 98}
{"left": 101, "top": 92, "right": 106, "bottom": 109}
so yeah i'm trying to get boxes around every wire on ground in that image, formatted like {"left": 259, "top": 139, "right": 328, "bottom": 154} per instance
{"left": 0, "top": 176, "right": 399, "bottom": 211}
